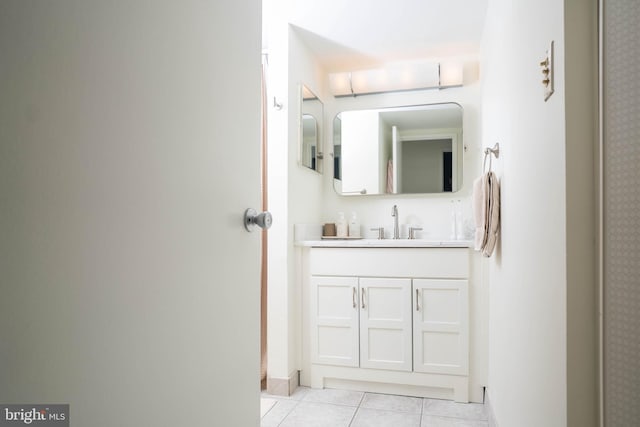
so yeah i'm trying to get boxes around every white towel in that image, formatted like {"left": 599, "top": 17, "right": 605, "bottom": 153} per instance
{"left": 472, "top": 171, "right": 500, "bottom": 257}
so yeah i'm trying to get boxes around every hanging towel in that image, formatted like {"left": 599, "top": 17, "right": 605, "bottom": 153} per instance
{"left": 472, "top": 171, "right": 501, "bottom": 257}
{"left": 482, "top": 172, "right": 500, "bottom": 257}
{"left": 472, "top": 175, "right": 485, "bottom": 251}
{"left": 386, "top": 159, "right": 394, "bottom": 193}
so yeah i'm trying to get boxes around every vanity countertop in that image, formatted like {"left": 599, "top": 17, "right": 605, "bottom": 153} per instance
{"left": 296, "top": 239, "right": 473, "bottom": 248}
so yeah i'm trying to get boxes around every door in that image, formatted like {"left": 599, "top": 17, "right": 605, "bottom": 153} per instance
{"left": 413, "top": 279, "right": 469, "bottom": 375}
{"left": 310, "top": 276, "right": 360, "bottom": 367}
{"left": 0, "top": 2, "right": 262, "bottom": 426}
{"left": 359, "top": 278, "right": 412, "bottom": 371}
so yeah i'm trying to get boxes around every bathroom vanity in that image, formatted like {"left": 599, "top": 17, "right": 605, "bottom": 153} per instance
{"left": 297, "top": 240, "right": 487, "bottom": 403}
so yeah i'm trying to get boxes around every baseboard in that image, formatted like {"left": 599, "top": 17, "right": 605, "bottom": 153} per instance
{"left": 484, "top": 388, "right": 499, "bottom": 427}
{"left": 266, "top": 370, "right": 299, "bottom": 397}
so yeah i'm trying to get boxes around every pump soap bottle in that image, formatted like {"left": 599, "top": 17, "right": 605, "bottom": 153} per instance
{"left": 348, "top": 212, "right": 361, "bottom": 237}
{"left": 336, "top": 212, "right": 348, "bottom": 238}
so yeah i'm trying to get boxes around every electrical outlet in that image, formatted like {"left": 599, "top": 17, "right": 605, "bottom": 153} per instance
{"left": 541, "top": 41, "right": 554, "bottom": 101}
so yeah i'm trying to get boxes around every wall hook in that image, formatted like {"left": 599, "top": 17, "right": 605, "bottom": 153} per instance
{"left": 484, "top": 142, "right": 500, "bottom": 158}
{"left": 273, "top": 97, "right": 283, "bottom": 110}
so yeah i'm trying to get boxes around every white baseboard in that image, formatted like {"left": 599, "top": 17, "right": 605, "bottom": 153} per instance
{"left": 266, "top": 370, "right": 299, "bottom": 397}
{"left": 484, "top": 388, "right": 499, "bottom": 427}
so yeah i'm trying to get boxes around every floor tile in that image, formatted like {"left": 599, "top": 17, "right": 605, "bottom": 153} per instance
{"left": 288, "top": 386, "right": 311, "bottom": 400}
{"left": 278, "top": 401, "right": 356, "bottom": 427}
{"left": 302, "top": 387, "right": 364, "bottom": 406}
{"left": 260, "top": 399, "right": 298, "bottom": 427}
{"left": 360, "top": 392, "right": 423, "bottom": 413}
{"left": 260, "top": 398, "right": 277, "bottom": 418}
{"left": 351, "top": 407, "right": 421, "bottom": 427}
{"left": 421, "top": 415, "right": 489, "bottom": 427}
{"left": 422, "top": 398, "right": 488, "bottom": 421}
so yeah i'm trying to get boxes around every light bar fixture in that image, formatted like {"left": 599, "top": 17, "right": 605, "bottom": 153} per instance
{"left": 329, "top": 61, "right": 464, "bottom": 97}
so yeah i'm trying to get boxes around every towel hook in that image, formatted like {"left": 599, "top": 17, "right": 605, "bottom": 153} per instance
{"left": 483, "top": 143, "right": 500, "bottom": 173}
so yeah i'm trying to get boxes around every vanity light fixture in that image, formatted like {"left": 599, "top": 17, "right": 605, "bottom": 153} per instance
{"left": 329, "top": 61, "right": 464, "bottom": 97}
{"left": 440, "top": 61, "right": 465, "bottom": 88}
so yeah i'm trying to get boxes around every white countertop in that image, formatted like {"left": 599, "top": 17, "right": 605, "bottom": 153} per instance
{"left": 295, "top": 239, "right": 473, "bottom": 248}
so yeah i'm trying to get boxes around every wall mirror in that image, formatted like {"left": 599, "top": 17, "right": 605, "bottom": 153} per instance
{"left": 300, "top": 85, "right": 323, "bottom": 173}
{"left": 333, "top": 103, "right": 463, "bottom": 195}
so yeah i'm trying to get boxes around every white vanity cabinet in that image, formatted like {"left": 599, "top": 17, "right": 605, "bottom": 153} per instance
{"left": 302, "top": 246, "right": 474, "bottom": 402}
{"left": 311, "top": 276, "right": 413, "bottom": 371}
{"left": 412, "top": 279, "right": 468, "bottom": 376}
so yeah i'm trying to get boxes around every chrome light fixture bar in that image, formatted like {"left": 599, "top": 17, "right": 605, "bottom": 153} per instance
{"left": 329, "top": 61, "right": 464, "bottom": 98}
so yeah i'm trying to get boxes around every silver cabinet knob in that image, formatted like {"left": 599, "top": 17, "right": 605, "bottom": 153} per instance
{"left": 244, "top": 208, "right": 273, "bottom": 232}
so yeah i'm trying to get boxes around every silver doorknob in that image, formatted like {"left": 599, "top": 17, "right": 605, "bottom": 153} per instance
{"left": 244, "top": 208, "right": 273, "bottom": 232}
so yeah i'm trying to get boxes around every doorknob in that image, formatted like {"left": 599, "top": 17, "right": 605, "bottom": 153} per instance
{"left": 244, "top": 208, "right": 273, "bottom": 232}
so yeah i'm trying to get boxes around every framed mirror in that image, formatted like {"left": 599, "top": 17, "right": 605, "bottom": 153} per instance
{"left": 333, "top": 103, "right": 463, "bottom": 196}
{"left": 300, "top": 85, "right": 323, "bottom": 173}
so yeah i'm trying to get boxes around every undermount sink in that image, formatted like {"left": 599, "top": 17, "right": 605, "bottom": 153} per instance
{"left": 297, "top": 239, "right": 472, "bottom": 248}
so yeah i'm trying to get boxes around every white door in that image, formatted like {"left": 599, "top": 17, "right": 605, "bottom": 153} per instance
{"left": 359, "top": 278, "right": 412, "bottom": 371}
{"left": 310, "top": 276, "right": 360, "bottom": 367}
{"left": 0, "top": 2, "right": 261, "bottom": 426}
{"left": 413, "top": 279, "right": 469, "bottom": 375}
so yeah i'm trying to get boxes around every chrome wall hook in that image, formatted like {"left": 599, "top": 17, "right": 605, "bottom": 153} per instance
{"left": 483, "top": 143, "right": 500, "bottom": 173}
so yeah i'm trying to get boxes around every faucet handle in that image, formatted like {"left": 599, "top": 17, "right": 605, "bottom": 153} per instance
{"left": 408, "top": 226, "right": 423, "bottom": 240}
{"left": 370, "top": 227, "right": 385, "bottom": 240}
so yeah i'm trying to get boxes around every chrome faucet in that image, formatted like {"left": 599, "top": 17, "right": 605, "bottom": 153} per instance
{"left": 391, "top": 204, "right": 399, "bottom": 239}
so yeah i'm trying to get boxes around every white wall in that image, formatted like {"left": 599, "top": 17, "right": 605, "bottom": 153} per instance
{"left": 0, "top": 1, "right": 262, "bottom": 426}
{"left": 265, "top": 10, "right": 326, "bottom": 390}
{"left": 481, "top": 0, "right": 597, "bottom": 425}
{"left": 341, "top": 110, "right": 382, "bottom": 194}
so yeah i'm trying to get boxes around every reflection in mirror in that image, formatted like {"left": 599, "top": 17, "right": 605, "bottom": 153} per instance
{"left": 333, "top": 103, "right": 463, "bottom": 196}
{"left": 300, "top": 85, "right": 323, "bottom": 173}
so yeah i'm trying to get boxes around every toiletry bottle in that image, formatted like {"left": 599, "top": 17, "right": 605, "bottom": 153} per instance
{"left": 348, "top": 212, "right": 360, "bottom": 237}
{"left": 336, "top": 212, "right": 348, "bottom": 238}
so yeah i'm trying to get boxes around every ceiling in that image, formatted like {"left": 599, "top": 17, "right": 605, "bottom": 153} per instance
{"left": 280, "top": 0, "right": 488, "bottom": 72}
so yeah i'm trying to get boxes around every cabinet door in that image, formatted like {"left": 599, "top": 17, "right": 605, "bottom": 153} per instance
{"left": 413, "top": 279, "right": 469, "bottom": 375}
{"left": 310, "top": 276, "right": 359, "bottom": 367}
{"left": 359, "top": 278, "right": 412, "bottom": 371}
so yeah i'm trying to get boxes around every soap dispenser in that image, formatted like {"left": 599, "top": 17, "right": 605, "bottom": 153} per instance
{"left": 336, "top": 212, "right": 348, "bottom": 238}
{"left": 348, "top": 212, "right": 361, "bottom": 237}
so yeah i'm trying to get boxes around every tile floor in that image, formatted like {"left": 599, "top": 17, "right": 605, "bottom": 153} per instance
{"left": 261, "top": 387, "right": 489, "bottom": 427}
